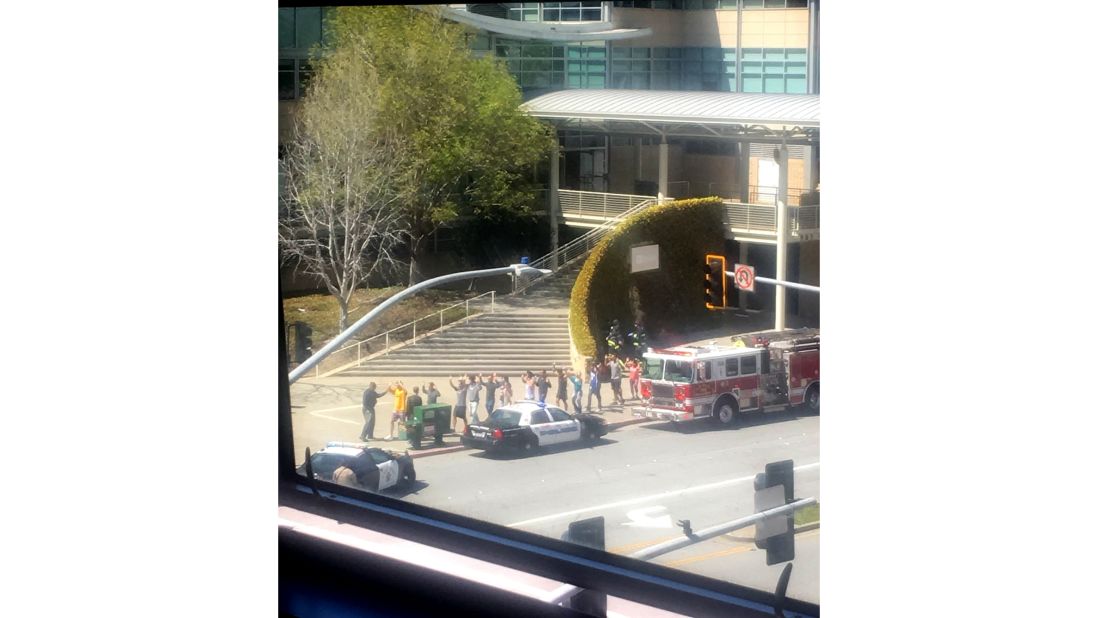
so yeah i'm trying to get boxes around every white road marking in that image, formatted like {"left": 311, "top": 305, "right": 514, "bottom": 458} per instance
{"left": 507, "top": 462, "right": 820, "bottom": 528}
{"left": 623, "top": 506, "right": 673, "bottom": 529}
{"left": 308, "top": 401, "right": 393, "bottom": 424}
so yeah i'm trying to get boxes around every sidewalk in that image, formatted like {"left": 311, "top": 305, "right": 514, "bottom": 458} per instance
{"left": 290, "top": 313, "right": 818, "bottom": 461}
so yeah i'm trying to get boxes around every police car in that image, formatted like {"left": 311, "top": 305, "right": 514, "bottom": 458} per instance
{"left": 460, "top": 401, "right": 608, "bottom": 455}
{"left": 297, "top": 442, "right": 417, "bottom": 492}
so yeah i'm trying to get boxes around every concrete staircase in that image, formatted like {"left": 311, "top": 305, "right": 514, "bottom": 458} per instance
{"left": 338, "top": 261, "right": 583, "bottom": 378}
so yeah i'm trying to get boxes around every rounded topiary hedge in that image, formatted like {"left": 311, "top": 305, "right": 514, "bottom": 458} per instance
{"left": 569, "top": 197, "right": 725, "bottom": 358}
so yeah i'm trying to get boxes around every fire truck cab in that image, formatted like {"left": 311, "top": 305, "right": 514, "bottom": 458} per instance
{"left": 635, "top": 335, "right": 820, "bottom": 426}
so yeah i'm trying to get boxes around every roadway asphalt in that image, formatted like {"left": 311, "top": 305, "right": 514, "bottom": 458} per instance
{"left": 287, "top": 323, "right": 822, "bottom": 605}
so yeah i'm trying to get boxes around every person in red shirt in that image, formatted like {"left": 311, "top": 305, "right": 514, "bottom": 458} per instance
{"left": 627, "top": 358, "right": 641, "bottom": 401}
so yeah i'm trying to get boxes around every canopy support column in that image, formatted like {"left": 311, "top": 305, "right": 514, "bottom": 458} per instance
{"left": 658, "top": 134, "right": 668, "bottom": 202}
{"left": 550, "top": 137, "right": 560, "bottom": 270}
{"left": 775, "top": 143, "right": 789, "bottom": 331}
{"left": 739, "top": 141, "right": 751, "bottom": 203}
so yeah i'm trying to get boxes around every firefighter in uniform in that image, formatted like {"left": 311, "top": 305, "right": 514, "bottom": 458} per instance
{"left": 628, "top": 321, "right": 647, "bottom": 356}
{"left": 606, "top": 319, "right": 624, "bottom": 357}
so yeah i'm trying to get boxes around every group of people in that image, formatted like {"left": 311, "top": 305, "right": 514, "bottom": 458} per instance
{"left": 356, "top": 349, "right": 651, "bottom": 442}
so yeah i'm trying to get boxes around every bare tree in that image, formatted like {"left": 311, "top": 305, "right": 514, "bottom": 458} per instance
{"left": 279, "top": 47, "right": 410, "bottom": 333}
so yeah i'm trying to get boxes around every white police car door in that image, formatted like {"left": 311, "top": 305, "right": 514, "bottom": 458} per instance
{"left": 528, "top": 409, "right": 558, "bottom": 445}
{"left": 547, "top": 407, "right": 581, "bottom": 444}
{"left": 369, "top": 449, "right": 400, "bottom": 490}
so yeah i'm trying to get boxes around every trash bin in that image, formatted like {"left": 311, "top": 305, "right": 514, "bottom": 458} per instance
{"left": 408, "top": 404, "right": 452, "bottom": 449}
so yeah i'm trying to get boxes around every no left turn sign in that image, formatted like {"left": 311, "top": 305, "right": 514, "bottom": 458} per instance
{"left": 733, "top": 263, "right": 755, "bottom": 292}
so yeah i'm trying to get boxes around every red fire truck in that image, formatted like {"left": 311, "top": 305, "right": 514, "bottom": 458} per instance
{"left": 635, "top": 335, "right": 819, "bottom": 425}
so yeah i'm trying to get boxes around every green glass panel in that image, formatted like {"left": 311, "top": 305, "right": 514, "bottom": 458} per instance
{"left": 703, "top": 61, "right": 720, "bottom": 73}
{"left": 703, "top": 47, "right": 722, "bottom": 61}
{"left": 587, "top": 60, "right": 606, "bottom": 72}
{"left": 743, "top": 0, "right": 764, "bottom": 7}
{"left": 653, "top": 47, "right": 669, "bottom": 59}
{"left": 785, "top": 76, "right": 807, "bottom": 93}
{"left": 568, "top": 47, "right": 585, "bottom": 58}
{"left": 553, "top": 60, "right": 566, "bottom": 71}
{"left": 741, "top": 61, "right": 762, "bottom": 72}
{"left": 683, "top": 47, "right": 701, "bottom": 60}
{"left": 587, "top": 47, "right": 607, "bottom": 59}
{"left": 764, "top": 75, "right": 784, "bottom": 92}
{"left": 719, "top": 0, "right": 739, "bottom": 8}
{"left": 587, "top": 74, "right": 605, "bottom": 87}
{"left": 612, "top": 46, "right": 630, "bottom": 57}
{"left": 723, "top": 48, "right": 738, "bottom": 62}
{"left": 632, "top": 48, "right": 650, "bottom": 58}
{"left": 682, "top": 61, "right": 701, "bottom": 74}
{"left": 651, "top": 73, "right": 669, "bottom": 89}
{"left": 568, "top": 74, "right": 584, "bottom": 87}
{"left": 742, "top": 74, "right": 763, "bottom": 92}
{"left": 568, "top": 60, "right": 585, "bottom": 72}
{"left": 632, "top": 60, "right": 649, "bottom": 71}
{"left": 722, "top": 76, "right": 737, "bottom": 91}
{"left": 553, "top": 46, "right": 565, "bottom": 58}
{"left": 295, "top": 7, "right": 322, "bottom": 50}
{"left": 764, "top": 0, "right": 786, "bottom": 8}
{"left": 668, "top": 47, "right": 682, "bottom": 58}
{"left": 786, "top": 48, "right": 807, "bottom": 62}
{"left": 612, "top": 73, "right": 630, "bottom": 88}
{"left": 786, "top": 61, "right": 806, "bottom": 73}
{"left": 508, "top": 59, "right": 522, "bottom": 72}
{"left": 653, "top": 60, "right": 671, "bottom": 71}
{"left": 742, "top": 48, "right": 764, "bottom": 60}
{"left": 764, "top": 48, "right": 786, "bottom": 59}
{"left": 764, "top": 61, "right": 784, "bottom": 74}
{"left": 612, "top": 60, "right": 631, "bottom": 72}
{"left": 704, "top": 0, "right": 719, "bottom": 9}
{"left": 279, "top": 9, "right": 296, "bottom": 49}
{"left": 631, "top": 73, "right": 650, "bottom": 88}
{"left": 723, "top": 62, "right": 737, "bottom": 75}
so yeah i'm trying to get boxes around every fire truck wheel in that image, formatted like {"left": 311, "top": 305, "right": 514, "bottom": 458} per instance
{"left": 713, "top": 397, "right": 739, "bottom": 427}
{"left": 803, "top": 384, "right": 820, "bottom": 414}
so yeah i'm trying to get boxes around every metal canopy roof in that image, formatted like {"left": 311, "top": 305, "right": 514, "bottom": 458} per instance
{"left": 522, "top": 90, "right": 819, "bottom": 143}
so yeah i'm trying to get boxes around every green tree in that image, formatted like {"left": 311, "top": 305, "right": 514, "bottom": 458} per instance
{"left": 328, "top": 6, "right": 556, "bottom": 283}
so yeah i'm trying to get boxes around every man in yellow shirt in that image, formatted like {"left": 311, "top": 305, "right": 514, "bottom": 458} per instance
{"left": 385, "top": 382, "right": 407, "bottom": 440}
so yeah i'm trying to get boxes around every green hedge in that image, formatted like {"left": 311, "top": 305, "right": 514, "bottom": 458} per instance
{"left": 569, "top": 197, "right": 725, "bottom": 358}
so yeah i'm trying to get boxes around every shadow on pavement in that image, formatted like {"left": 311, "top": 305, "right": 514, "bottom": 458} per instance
{"left": 470, "top": 437, "right": 620, "bottom": 460}
{"left": 640, "top": 409, "right": 811, "bottom": 434}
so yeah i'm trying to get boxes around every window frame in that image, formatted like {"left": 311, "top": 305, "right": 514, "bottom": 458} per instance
{"left": 276, "top": 134, "right": 816, "bottom": 618}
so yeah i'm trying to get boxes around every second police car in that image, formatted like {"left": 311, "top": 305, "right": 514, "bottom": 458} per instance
{"left": 461, "top": 401, "right": 609, "bottom": 455}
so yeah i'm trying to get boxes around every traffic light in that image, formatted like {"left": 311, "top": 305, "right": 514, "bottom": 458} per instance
{"left": 753, "top": 459, "right": 795, "bottom": 565}
{"left": 704, "top": 253, "right": 727, "bottom": 309}
{"left": 294, "top": 321, "right": 313, "bottom": 364}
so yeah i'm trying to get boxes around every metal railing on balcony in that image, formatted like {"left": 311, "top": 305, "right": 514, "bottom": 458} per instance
{"left": 558, "top": 189, "right": 655, "bottom": 223}
{"left": 723, "top": 200, "right": 820, "bottom": 238}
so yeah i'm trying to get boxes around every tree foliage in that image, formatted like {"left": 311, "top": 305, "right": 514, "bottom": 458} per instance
{"left": 279, "top": 41, "right": 411, "bottom": 333}
{"left": 328, "top": 6, "right": 556, "bottom": 282}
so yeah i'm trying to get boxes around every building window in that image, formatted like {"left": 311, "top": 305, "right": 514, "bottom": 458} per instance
{"left": 279, "top": 7, "right": 328, "bottom": 51}
{"left": 507, "top": 3, "right": 541, "bottom": 21}
{"left": 740, "top": 48, "right": 807, "bottom": 93}
{"left": 543, "top": 2, "right": 604, "bottom": 22}
{"left": 278, "top": 59, "right": 315, "bottom": 100}
{"left": 744, "top": 0, "right": 808, "bottom": 8}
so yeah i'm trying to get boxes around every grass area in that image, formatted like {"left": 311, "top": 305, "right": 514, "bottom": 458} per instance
{"left": 794, "top": 503, "right": 820, "bottom": 526}
{"left": 283, "top": 286, "right": 487, "bottom": 352}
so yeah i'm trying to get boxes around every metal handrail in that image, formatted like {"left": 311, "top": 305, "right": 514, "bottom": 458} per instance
{"left": 314, "top": 290, "right": 497, "bottom": 374}
{"left": 723, "top": 200, "right": 820, "bottom": 236}
{"left": 513, "top": 195, "right": 659, "bottom": 295}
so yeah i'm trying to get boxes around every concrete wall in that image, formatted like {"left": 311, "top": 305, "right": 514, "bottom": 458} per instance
{"left": 740, "top": 8, "right": 809, "bottom": 48}
{"left": 611, "top": 8, "right": 808, "bottom": 49}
